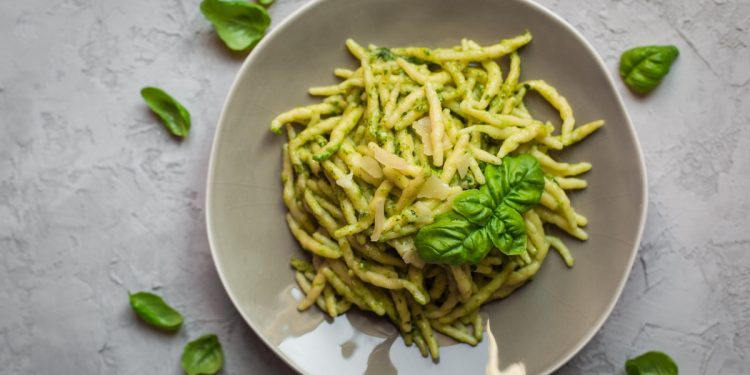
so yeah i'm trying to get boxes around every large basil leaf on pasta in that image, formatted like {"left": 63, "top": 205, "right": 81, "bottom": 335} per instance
{"left": 452, "top": 189, "right": 495, "bottom": 226}
{"left": 414, "top": 212, "right": 493, "bottom": 265}
{"left": 415, "top": 154, "right": 545, "bottom": 264}
{"left": 200, "top": 0, "right": 270, "bottom": 51}
{"left": 488, "top": 205, "right": 527, "bottom": 255}
{"left": 485, "top": 155, "right": 545, "bottom": 212}
{"left": 619, "top": 45, "right": 679, "bottom": 94}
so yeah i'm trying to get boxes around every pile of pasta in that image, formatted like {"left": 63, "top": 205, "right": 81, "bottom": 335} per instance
{"left": 271, "top": 32, "right": 603, "bottom": 360}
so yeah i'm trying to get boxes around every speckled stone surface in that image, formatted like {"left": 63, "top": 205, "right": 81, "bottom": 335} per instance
{"left": 1, "top": 0, "right": 748, "bottom": 374}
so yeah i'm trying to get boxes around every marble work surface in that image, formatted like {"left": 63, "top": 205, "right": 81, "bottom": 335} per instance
{"left": 1, "top": 0, "right": 749, "bottom": 373}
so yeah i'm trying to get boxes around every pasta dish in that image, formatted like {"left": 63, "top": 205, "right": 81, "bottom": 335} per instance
{"left": 269, "top": 32, "right": 602, "bottom": 360}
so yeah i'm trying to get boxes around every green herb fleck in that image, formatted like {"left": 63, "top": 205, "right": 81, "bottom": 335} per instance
{"left": 404, "top": 56, "right": 426, "bottom": 65}
{"left": 373, "top": 47, "right": 396, "bottom": 61}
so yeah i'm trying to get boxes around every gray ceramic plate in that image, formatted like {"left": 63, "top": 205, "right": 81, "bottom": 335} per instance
{"left": 206, "top": 0, "right": 647, "bottom": 373}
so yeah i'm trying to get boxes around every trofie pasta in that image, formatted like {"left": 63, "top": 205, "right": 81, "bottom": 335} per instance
{"left": 270, "top": 32, "right": 602, "bottom": 360}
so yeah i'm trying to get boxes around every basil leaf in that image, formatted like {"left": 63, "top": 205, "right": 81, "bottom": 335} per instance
{"left": 625, "top": 351, "right": 678, "bottom": 375}
{"left": 619, "top": 45, "right": 679, "bottom": 94}
{"left": 485, "top": 154, "right": 545, "bottom": 212}
{"left": 488, "top": 205, "right": 527, "bottom": 255}
{"left": 128, "top": 291, "right": 183, "bottom": 331}
{"left": 415, "top": 155, "right": 545, "bottom": 264}
{"left": 452, "top": 188, "right": 495, "bottom": 226}
{"left": 140, "top": 87, "right": 191, "bottom": 138}
{"left": 414, "top": 212, "right": 493, "bottom": 265}
{"left": 181, "top": 334, "right": 224, "bottom": 375}
{"left": 200, "top": 0, "right": 271, "bottom": 51}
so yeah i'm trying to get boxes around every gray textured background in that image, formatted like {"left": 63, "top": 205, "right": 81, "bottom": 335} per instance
{"left": 1, "top": 0, "right": 748, "bottom": 374}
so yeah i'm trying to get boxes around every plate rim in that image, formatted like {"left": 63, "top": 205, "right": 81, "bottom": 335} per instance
{"left": 205, "top": 0, "right": 649, "bottom": 373}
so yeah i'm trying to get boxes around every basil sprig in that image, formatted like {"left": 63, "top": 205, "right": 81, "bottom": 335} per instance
{"left": 200, "top": 0, "right": 271, "bottom": 51}
{"left": 128, "top": 291, "right": 184, "bottom": 331}
{"left": 181, "top": 334, "right": 224, "bottom": 375}
{"left": 141, "top": 87, "right": 191, "bottom": 138}
{"left": 415, "top": 155, "right": 544, "bottom": 265}
{"left": 625, "top": 351, "right": 678, "bottom": 375}
{"left": 619, "top": 45, "right": 679, "bottom": 94}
